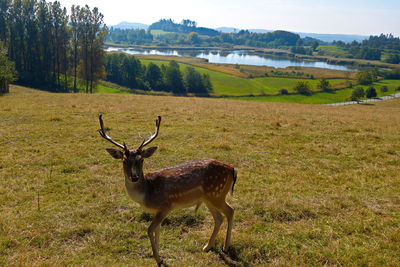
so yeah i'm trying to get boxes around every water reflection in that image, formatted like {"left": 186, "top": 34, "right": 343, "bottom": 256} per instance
{"left": 106, "top": 47, "right": 355, "bottom": 71}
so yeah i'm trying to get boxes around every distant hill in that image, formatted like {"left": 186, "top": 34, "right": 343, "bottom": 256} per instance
{"left": 216, "top": 27, "right": 273, "bottom": 34}
{"left": 149, "top": 19, "right": 219, "bottom": 37}
{"left": 216, "top": 27, "right": 239, "bottom": 33}
{"left": 113, "top": 22, "right": 369, "bottom": 43}
{"left": 216, "top": 26, "right": 368, "bottom": 43}
{"left": 112, "top": 21, "right": 148, "bottom": 30}
{"left": 296, "top": 32, "right": 368, "bottom": 43}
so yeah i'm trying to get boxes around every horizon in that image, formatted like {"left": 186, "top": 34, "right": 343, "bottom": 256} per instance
{"left": 58, "top": 0, "right": 400, "bottom": 37}
{"left": 113, "top": 21, "right": 373, "bottom": 38}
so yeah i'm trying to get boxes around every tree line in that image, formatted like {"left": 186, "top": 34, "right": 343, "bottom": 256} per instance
{"left": 149, "top": 19, "right": 220, "bottom": 37}
{"left": 106, "top": 18, "right": 305, "bottom": 48}
{"left": 0, "top": 0, "right": 107, "bottom": 93}
{"left": 332, "top": 34, "right": 400, "bottom": 62}
{"left": 104, "top": 53, "right": 212, "bottom": 96}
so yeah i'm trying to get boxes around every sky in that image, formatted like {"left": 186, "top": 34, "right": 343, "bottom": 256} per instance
{"left": 57, "top": 0, "right": 400, "bottom": 36}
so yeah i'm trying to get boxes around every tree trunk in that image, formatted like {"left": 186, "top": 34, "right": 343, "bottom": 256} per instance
{"left": 73, "top": 43, "right": 77, "bottom": 93}
{"left": 0, "top": 81, "right": 9, "bottom": 94}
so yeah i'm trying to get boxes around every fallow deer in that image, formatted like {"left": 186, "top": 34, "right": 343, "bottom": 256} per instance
{"left": 98, "top": 114, "right": 237, "bottom": 266}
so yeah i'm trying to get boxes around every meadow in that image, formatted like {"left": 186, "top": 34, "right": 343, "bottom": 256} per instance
{"left": 108, "top": 58, "right": 400, "bottom": 104}
{"left": 1, "top": 85, "right": 399, "bottom": 266}
{"left": 139, "top": 59, "right": 348, "bottom": 96}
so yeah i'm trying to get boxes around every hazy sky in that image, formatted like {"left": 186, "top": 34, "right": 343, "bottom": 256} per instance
{"left": 58, "top": 0, "right": 400, "bottom": 36}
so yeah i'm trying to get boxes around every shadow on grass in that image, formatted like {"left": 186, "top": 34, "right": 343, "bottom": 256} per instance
{"left": 138, "top": 212, "right": 205, "bottom": 228}
{"left": 211, "top": 245, "right": 241, "bottom": 267}
{"left": 360, "top": 103, "right": 375, "bottom": 106}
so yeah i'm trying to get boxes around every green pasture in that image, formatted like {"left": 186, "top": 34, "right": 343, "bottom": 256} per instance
{"left": 150, "top": 30, "right": 174, "bottom": 36}
{"left": 317, "top": 45, "right": 352, "bottom": 58}
{"left": 230, "top": 80, "right": 400, "bottom": 104}
{"left": 140, "top": 59, "right": 347, "bottom": 96}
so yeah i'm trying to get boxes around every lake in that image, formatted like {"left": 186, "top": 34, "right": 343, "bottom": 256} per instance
{"left": 106, "top": 47, "right": 355, "bottom": 71}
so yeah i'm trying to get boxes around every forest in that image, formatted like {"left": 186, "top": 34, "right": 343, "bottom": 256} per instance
{"left": 105, "top": 53, "right": 212, "bottom": 96}
{"left": 0, "top": 0, "right": 108, "bottom": 93}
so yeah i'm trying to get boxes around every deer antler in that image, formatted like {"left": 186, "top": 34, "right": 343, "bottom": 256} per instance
{"left": 98, "top": 114, "right": 127, "bottom": 150}
{"left": 138, "top": 115, "right": 161, "bottom": 151}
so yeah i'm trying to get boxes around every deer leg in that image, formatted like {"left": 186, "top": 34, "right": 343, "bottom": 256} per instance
{"left": 219, "top": 202, "right": 234, "bottom": 252}
{"left": 155, "top": 225, "right": 160, "bottom": 251}
{"left": 148, "top": 210, "right": 169, "bottom": 265}
{"left": 203, "top": 204, "right": 223, "bottom": 251}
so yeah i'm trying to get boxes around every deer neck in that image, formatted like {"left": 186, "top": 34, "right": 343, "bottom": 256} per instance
{"left": 124, "top": 176, "right": 147, "bottom": 205}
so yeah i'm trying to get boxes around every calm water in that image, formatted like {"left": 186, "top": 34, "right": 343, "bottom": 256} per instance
{"left": 106, "top": 47, "right": 354, "bottom": 71}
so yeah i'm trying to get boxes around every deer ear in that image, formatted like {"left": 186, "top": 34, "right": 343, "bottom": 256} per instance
{"left": 141, "top": 146, "right": 158, "bottom": 158}
{"left": 106, "top": 148, "right": 123, "bottom": 159}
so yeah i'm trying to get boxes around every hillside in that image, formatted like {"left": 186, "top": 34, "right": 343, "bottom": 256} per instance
{"left": 1, "top": 85, "right": 399, "bottom": 266}
{"left": 112, "top": 21, "right": 149, "bottom": 30}
{"left": 216, "top": 26, "right": 368, "bottom": 43}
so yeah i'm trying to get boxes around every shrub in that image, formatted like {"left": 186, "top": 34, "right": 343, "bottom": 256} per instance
{"left": 0, "top": 44, "right": 16, "bottom": 94}
{"left": 351, "top": 87, "right": 365, "bottom": 103}
{"left": 318, "top": 78, "right": 331, "bottom": 91}
{"left": 355, "top": 69, "right": 377, "bottom": 85}
{"left": 366, "top": 86, "right": 377, "bottom": 98}
{"left": 279, "top": 88, "right": 288, "bottom": 95}
{"left": 380, "top": 85, "right": 388, "bottom": 93}
{"left": 293, "top": 81, "right": 311, "bottom": 95}
{"left": 347, "top": 81, "right": 353, "bottom": 88}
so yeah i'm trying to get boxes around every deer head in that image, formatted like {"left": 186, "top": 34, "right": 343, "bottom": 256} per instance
{"left": 98, "top": 114, "right": 161, "bottom": 182}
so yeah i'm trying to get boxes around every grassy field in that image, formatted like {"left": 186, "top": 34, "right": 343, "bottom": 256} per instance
{"left": 1, "top": 85, "right": 399, "bottom": 266}
{"left": 140, "top": 59, "right": 400, "bottom": 103}
{"left": 232, "top": 80, "right": 400, "bottom": 104}
{"left": 316, "top": 46, "right": 353, "bottom": 58}
{"left": 140, "top": 59, "right": 348, "bottom": 96}
{"left": 149, "top": 30, "right": 174, "bottom": 36}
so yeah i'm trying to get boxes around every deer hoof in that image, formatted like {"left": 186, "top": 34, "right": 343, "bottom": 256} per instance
{"left": 203, "top": 244, "right": 212, "bottom": 252}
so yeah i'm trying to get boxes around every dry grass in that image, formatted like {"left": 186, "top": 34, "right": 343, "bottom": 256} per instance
{"left": 1, "top": 85, "right": 399, "bottom": 266}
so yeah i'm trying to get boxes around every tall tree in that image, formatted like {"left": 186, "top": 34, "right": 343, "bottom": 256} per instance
{"left": 37, "top": 0, "right": 52, "bottom": 86}
{"left": 145, "top": 62, "right": 162, "bottom": 91}
{"left": 0, "top": 0, "right": 11, "bottom": 43}
{"left": 165, "top": 61, "right": 185, "bottom": 95}
{"left": 88, "top": 7, "right": 107, "bottom": 93}
{"left": 70, "top": 5, "right": 80, "bottom": 92}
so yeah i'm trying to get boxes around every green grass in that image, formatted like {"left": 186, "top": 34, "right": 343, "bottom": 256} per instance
{"left": 1, "top": 85, "right": 400, "bottom": 266}
{"left": 317, "top": 45, "right": 353, "bottom": 58}
{"left": 95, "top": 84, "right": 130, "bottom": 94}
{"left": 140, "top": 59, "right": 347, "bottom": 96}
{"left": 150, "top": 30, "right": 174, "bottom": 36}
{"left": 231, "top": 80, "right": 400, "bottom": 104}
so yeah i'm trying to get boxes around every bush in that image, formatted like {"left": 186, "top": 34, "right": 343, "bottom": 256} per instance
{"left": 380, "top": 85, "right": 388, "bottom": 93}
{"left": 279, "top": 88, "right": 288, "bottom": 95}
{"left": 355, "top": 70, "right": 376, "bottom": 85}
{"left": 293, "top": 81, "right": 311, "bottom": 95}
{"left": 0, "top": 44, "right": 16, "bottom": 94}
{"left": 318, "top": 78, "right": 331, "bottom": 91}
{"left": 347, "top": 81, "right": 353, "bottom": 88}
{"left": 366, "top": 86, "right": 377, "bottom": 98}
{"left": 396, "top": 86, "right": 400, "bottom": 91}
{"left": 351, "top": 87, "right": 365, "bottom": 103}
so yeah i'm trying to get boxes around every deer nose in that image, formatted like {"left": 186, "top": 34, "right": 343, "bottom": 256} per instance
{"left": 130, "top": 174, "right": 139, "bottom": 182}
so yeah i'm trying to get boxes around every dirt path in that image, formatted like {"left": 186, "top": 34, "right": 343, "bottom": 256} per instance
{"left": 325, "top": 92, "right": 400, "bottom": 106}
